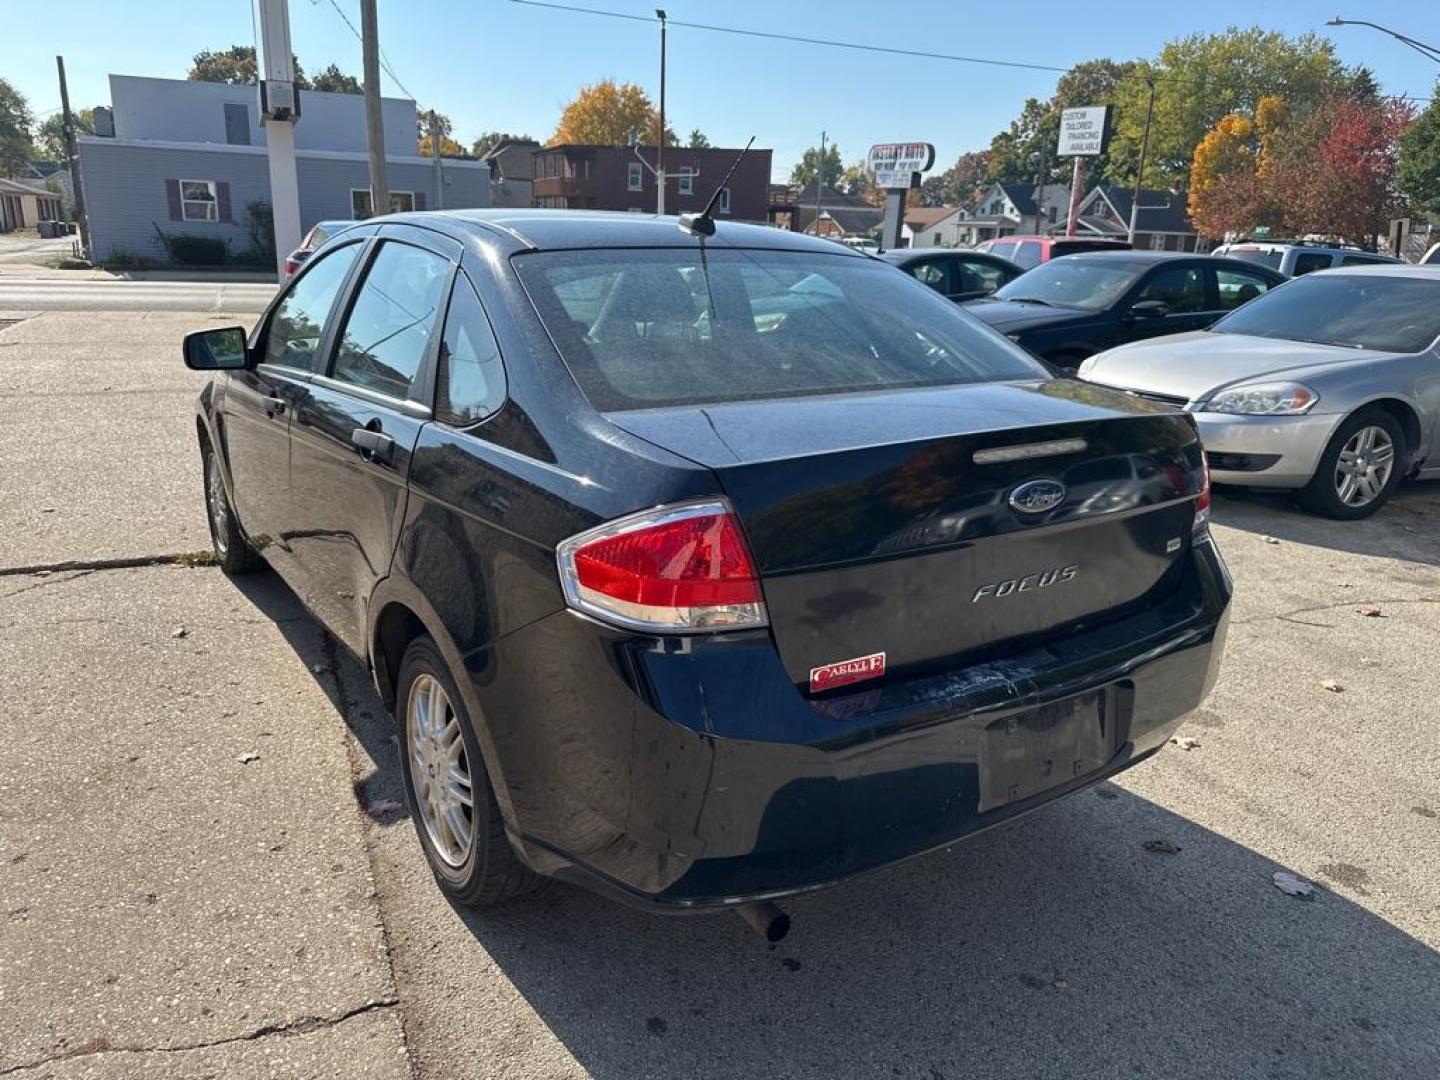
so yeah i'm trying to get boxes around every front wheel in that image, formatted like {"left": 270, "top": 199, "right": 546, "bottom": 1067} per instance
{"left": 395, "top": 636, "right": 538, "bottom": 908}
{"left": 1295, "top": 408, "right": 1404, "bottom": 520}
{"left": 203, "top": 443, "right": 263, "bottom": 574}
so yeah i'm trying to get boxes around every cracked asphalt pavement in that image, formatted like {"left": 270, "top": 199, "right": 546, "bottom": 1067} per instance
{"left": 1, "top": 309, "right": 1437, "bottom": 1078}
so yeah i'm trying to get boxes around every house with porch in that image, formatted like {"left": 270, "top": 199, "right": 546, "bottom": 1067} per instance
{"left": 1070, "top": 184, "right": 1206, "bottom": 251}
{"left": 952, "top": 182, "right": 1071, "bottom": 246}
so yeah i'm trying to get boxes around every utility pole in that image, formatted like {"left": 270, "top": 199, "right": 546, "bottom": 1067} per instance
{"left": 429, "top": 110, "right": 444, "bottom": 209}
{"left": 1127, "top": 79, "right": 1156, "bottom": 245}
{"left": 813, "top": 130, "right": 826, "bottom": 236}
{"left": 254, "top": 0, "right": 301, "bottom": 278}
{"left": 360, "top": 0, "right": 390, "bottom": 217}
{"left": 656, "top": 8, "right": 667, "bottom": 215}
{"left": 55, "top": 56, "right": 89, "bottom": 259}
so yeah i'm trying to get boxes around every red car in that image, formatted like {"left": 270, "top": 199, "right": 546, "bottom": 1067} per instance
{"left": 282, "top": 220, "right": 356, "bottom": 278}
{"left": 976, "top": 235, "right": 1130, "bottom": 271}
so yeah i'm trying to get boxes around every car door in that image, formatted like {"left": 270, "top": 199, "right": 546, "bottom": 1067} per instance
{"left": 285, "top": 225, "right": 459, "bottom": 654}
{"left": 1118, "top": 262, "right": 1211, "bottom": 345}
{"left": 221, "top": 238, "right": 366, "bottom": 574}
{"left": 1211, "top": 264, "right": 1278, "bottom": 315}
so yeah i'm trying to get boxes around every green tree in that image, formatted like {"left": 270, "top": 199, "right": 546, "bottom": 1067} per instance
{"left": 471, "top": 131, "right": 537, "bottom": 158}
{"left": 1107, "top": 29, "right": 1348, "bottom": 188}
{"left": 790, "top": 141, "right": 842, "bottom": 187}
{"left": 0, "top": 78, "right": 34, "bottom": 175}
{"left": 309, "top": 64, "right": 361, "bottom": 93}
{"left": 188, "top": 45, "right": 310, "bottom": 88}
{"left": 34, "top": 108, "right": 93, "bottom": 162}
{"left": 1397, "top": 79, "right": 1440, "bottom": 214}
{"left": 839, "top": 160, "right": 883, "bottom": 206}
{"left": 687, "top": 128, "right": 711, "bottom": 149}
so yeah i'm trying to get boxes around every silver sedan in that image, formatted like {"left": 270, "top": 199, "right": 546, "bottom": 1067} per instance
{"left": 1077, "top": 265, "right": 1440, "bottom": 518}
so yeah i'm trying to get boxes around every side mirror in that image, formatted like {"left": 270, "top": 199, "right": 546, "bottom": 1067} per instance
{"left": 183, "top": 326, "right": 249, "bottom": 371}
{"left": 1130, "top": 299, "right": 1170, "bottom": 319}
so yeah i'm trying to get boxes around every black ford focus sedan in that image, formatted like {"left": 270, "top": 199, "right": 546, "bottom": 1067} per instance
{"left": 184, "top": 210, "right": 1230, "bottom": 928}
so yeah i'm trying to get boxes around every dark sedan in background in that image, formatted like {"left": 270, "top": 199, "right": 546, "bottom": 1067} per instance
{"left": 183, "top": 210, "right": 1229, "bottom": 934}
{"left": 964, "top": 251, "right": 1286, "bottom": 370}
{"left": 882, "top": 247, "right": 1022, "bottom": 302}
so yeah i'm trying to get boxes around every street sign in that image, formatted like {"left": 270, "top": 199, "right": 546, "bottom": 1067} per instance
{"left": 867, "top": 142, "right": 935, "bottom": 191}
{"left": 1057, "top": 107, "right": 1111, "bottom": 157}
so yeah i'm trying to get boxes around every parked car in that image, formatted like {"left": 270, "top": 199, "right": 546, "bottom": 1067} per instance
{"left": 843, "top": 236, "right": 880, "bottom": 254}
{"left": 1079, "top": 265, "right": 1440, "bottom": 518}
{"left": 1210, "top": 239, "right": 1401, "bottom": 277}
{"left": 1420, "top": 241, "right": 1440, "bottom": 266}
{"left": 283, "top": 220, "right": 357, "bottom": 277}
{"left": 965, "top": 251, "right": 1285, "bottom": 371}
{"left": 881, "top": 247, "right": 1023, "bottom": 301}
{"left": 976, "top": 235, "right": 1130, "bottom": 270}
{"left": 182, "top": 210, "right": 1229, "bottom": 931}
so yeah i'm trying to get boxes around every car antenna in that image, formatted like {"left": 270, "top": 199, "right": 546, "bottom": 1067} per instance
{"left": 679, "top": 136, "right": 754, "bottom": 237}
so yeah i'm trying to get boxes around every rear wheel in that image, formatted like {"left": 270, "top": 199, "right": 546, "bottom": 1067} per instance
{"left": 396, "top": 636, "right": 538, "bottom": 907}
{"left": 1296, "top": 408, "right": 1404, "bottom": 519}
{"left": 203, "top": 443, "right": 263, "bottom": 574}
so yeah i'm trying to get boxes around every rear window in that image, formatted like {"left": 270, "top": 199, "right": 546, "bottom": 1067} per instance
{"left": 514, "top": 248, "right": 1046, "bottom": 410}
{"left": 1211, "top": 273, "right": 1440, "bottom": 353}
{"left": 1223, "top": 247, "right": 1283, "bottom": 270}
{"left": 1012, "top": 241, "right": 1043, "bottom": 269}
{"left": 1050, "top": 240, "right": 1130, "bottom": 257}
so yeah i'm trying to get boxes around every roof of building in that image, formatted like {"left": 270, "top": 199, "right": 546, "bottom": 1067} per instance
{"left": 811, "top": 205, "right": 884, "bottom": 236}
{"left": 904, "top": 206, "right": 959, "bottom": 229}
{"left": 1090, "top": 184, "right": 1194, "bottom": 234}
{"left": 996, "top": 183, "right": 1070, "bottom": 217}
{"left": 0, "top": 177, "right": 55, "bottom": 197}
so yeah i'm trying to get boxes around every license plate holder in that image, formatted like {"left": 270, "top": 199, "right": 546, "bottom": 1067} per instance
{"left": 978, "top": 691, "right": 1110, "bottom": 813}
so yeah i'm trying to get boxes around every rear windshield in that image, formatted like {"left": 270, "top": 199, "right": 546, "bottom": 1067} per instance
{"left": 1211, "top": 273, "right": 1440, "bottom": 353}
{"left": 1051, "top": 240, "right": 1129, "bottom": 257}
{"left": 513, "top": 248, "right": 1046, "bottom": 410}
{"left": 1222, "top": 247, "right": 1284, "bottom": 270}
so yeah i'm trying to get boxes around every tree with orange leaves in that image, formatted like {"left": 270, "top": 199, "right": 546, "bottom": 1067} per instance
{"left": 550, "top": 79, "right": 676, "bottom": 147}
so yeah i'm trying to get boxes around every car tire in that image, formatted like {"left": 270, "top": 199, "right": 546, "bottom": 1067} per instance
{"left": 395, "top": 635, "right": 539, "bottom": 908}
{"left": 202, "top": 442, "right": 264, "bottom": 575}
{"left": 1044, "top": 350, "right": 1089, "bottom": 373}
{"left": 1295, "top": 407, "right": 1405, "bottom": 520}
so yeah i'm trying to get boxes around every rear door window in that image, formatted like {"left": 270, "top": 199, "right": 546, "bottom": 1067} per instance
{"left": 908, "top": 260, "right": 952, "bottom": 294}
{"left": 435, "top": 275, "right": 506, "bottom": 425}
{"left": 263, "top": 242, "right": 361, "bottom": 371}
{"left": 1291, "top": 252, "right": 1333, "bottom": 275}
{"left": 330, "top": 241, "right": 450, "bottom": 400}
{"left": 1012, "top": 241, "right": 1043, "bottom": 269}
{"left": 1215, "top": 267, "right": 1276, "bottom": 309}
{"left": 987, "top": 241, "right": 1019, "bottom": 261}
{"left": 1137, "top": 265, "right": 1207, "bottom": 313}
{"left": 514, "top": 248, "right": 1046, "bottom": 410}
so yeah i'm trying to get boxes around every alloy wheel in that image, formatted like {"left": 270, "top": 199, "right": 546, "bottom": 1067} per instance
{"left": 206, "top": 452, "right": 230, "bottom": 555}
{"left": 406, "top": 673, "right": 474, "bottom": 868}
{"left": 1333, "top": 425, "right": 1395, "bottom": 508}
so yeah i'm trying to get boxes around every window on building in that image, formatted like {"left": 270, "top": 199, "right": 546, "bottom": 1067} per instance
{"left": 223, "top": 103, "right": 250, "bottom": 146}
{"left": 436, "top": 275, "right": 506, "bottom": 425}
{"left": 1047, "top": 206, "right": 1058, "bottom": 224}
{"left": 350, "top": 189, "right": 416, "bottom": 220}
{"left": 718, "top": 187, "right": 731, "bottom": 214}
{"left": 1149, "top": 233, "right": 1166, "bottom": 250}
{"left": 627, "top": 162, "right": 644, "bottom": 191}
{"left": 678, "top": 166, "right": 695, "bottom": 195}
{"left": 331, "top": 242, "right": 450, "bottom": 400}
{"left": 180, "top": 180, "right": 219, "bottom": 221}
{"left": 545, "top": 155, "right": 558, "bottom": 178}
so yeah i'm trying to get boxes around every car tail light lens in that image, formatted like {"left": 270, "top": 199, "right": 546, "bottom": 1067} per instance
{"left": 1193, "top": 455, "right": 1212, "bottom": 540}
{"left": 283, "top": 256, "right": 301, "bottom": 277}
{"left": 557, "top": 500, "right": 768, "bottom": 633}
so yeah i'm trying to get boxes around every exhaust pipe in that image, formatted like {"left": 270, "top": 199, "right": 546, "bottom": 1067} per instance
{"left": 735, "top": 900, "right": 790, "bottom": 943}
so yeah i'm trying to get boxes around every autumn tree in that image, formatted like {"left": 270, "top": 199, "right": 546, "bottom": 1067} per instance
{"left": 188, "top": 45, "right": 311, "bottom": 87}
{"left": 471, "top": 131, "right": 536, "bottom": 158}
{"left": 1187, "top": 114, "right": 1261, "bottom": 239}
{"left": 1397, "top": 79, "right": 1440, "bottom": 214}
{"left": 790, "top": 141, "right": 842, "bottom": 187}
{"left": 0, "top": 78, "right": 34, "bottom": 175}
{"left": 417, "top": 110, "right": 465, "bottom": 157}
{"left": 309, "top": 64, "right": 361, "bottom": 93}
{"left": 687, "top": 128, "right": 710, "bottom": 149}
{"left": 551, "top": 79, "right": 674, "bottom": 146}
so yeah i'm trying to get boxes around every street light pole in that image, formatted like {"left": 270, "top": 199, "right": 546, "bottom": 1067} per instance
{"left": 1326, "top": 17, "right": 1440, "bottom": 64}
{"left": 656, "top": 8, "right": 667, "bottom": 216}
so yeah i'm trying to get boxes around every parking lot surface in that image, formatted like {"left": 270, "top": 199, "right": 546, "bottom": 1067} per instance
{"left": 2, "top": 309, "right": 1437, "bottom": 1078}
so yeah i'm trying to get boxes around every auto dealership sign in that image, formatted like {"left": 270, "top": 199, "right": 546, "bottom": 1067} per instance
{"left": 1056, "top": 107, "right": 1112, "bottom": 157}
{"left": 867, "top": 142, "right": 935, "bottom": 190}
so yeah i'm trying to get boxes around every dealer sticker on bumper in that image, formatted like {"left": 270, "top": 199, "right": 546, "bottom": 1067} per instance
{"left": 810, "top": 651, "right": 887, "bottom": 694}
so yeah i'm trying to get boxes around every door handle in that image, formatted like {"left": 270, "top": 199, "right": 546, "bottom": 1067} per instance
{"left": 264, "top": 398, "right": 286, "bottom": 418}
{"left": 351, "top": 426, "right": 395, "bottom": 464}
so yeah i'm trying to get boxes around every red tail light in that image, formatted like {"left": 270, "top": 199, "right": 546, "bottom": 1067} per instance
{"left": 1194, "top": 455, "right": 1212, "bottom": 538}
{"left": 557, "top": 500, "right": 768, "bottom": 632}
{"left": 283, "top": 257, "right": 301, "bottom": 277}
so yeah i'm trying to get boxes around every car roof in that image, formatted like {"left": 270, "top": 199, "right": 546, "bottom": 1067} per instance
{"left": 1221, "top": 240, "right": 1401, "bottom": 259}
{"left": 383, "top": 208, "right": 865, "bottom": 258}
{"left": 1306, "top": 264, "right": 1440, "bottom": 281}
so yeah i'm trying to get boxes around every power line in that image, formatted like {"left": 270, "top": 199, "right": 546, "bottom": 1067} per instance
{"left": 506, "top": 0, "right": 1433, "bottom": 105}
{"left": 310, "top": 0, "right": 416, "bottom": 100}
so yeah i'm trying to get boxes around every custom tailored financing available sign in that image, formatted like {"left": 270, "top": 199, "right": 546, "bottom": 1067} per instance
{"left": 1056, "top": 107, "right": 1112, "bottom": 157}
{"left": 867, "top": 142, "right": 936, "bottom": 190}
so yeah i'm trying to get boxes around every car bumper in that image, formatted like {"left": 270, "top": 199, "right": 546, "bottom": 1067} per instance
{"left": 1194, "top": 411, "right": 1341, "bottom": 488}
{"left": 469, "top": 541, "right": 1232, "bottom": 911}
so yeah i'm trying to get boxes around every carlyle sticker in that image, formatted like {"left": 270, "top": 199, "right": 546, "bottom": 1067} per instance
{"left": 810, "top": 651, "right": 887, "bottom": 694}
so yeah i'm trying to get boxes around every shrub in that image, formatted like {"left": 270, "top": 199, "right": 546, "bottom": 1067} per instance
{"left": 152, "top": 225, "right": 229, "bottom": 266}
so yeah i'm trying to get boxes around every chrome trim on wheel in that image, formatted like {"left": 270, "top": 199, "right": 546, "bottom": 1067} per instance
{"left": 1334, "top": 425, "right": 1394, "bottom": 508}
{"left": 406, "top": 674, "right": 473, "bottom": 868}
{"left": 206, "top": 452, "right": 229, "bottom": 555}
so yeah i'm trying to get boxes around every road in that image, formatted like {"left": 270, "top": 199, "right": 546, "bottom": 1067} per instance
{"left": 0, "top": 277, "right": 275, "bottom": 313}
{"left": 2, "top": 308, "right": 1438, "bottom": 1078}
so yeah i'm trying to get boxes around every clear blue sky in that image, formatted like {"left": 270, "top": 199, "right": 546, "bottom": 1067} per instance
{"left": 6, "top": 0, "right": 1438, "bottom": 181}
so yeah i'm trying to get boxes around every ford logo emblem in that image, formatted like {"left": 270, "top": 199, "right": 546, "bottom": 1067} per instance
{"left": 1009, "top": 478, "right": 1067, "bottom": 515}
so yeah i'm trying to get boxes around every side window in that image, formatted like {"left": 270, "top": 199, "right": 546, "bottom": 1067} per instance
{"left": 1292, "top": 252, "right": 1331, "bottom": 276}
{"left": 436, "top": 276, "right": 506, "bottom": 425}
{"left": 330, "top": 242, "right": 450, "bottom": 400}
{"left": 910, "top": 261, "right": 949, "bottom": 292}
{"left": 1013, "top": 241, "right": 1043, "bottom": 269}
{"left": 262, "top": 242, "right": 361, "bottom": 371}
{"left": 1138, "top": 265, "right": 1206, "bottom": 313}
{"left": 959, "top": 258, "right": 1006, "bottom": 296}
{"left": 1341, "top": 255, "right": 1384, "bottom": 266}
{"left": 1215, "top": 267, "right": 1274, "bottom": 310}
